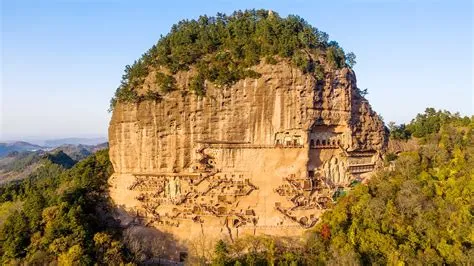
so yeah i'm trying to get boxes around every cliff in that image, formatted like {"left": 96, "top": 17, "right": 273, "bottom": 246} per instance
{"left": 107, "top": 10, "right": 388, "bottom": 255}
{"left": 109, "top": 60, "right": 387, "bottom": 241}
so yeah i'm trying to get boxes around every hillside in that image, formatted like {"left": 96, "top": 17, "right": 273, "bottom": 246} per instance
{"left": 51, "top": 143, "right": 109, "bottom": 161}
{"left": 0, "top": 150, "right": 129, "bottom": 265}
{"left": 0, "top": 143, "right": 108, "bottom": 184}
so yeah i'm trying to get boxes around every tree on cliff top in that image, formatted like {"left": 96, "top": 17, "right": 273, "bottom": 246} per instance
{"left": 110, "top": 9, "right": 356, "bottom": 110}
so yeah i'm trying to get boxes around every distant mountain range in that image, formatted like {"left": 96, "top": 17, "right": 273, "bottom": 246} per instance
{"left": 0, "top": 141, "right": 44, "bottom": 157}
{"left": 42, "top": 137, "right": 107, "bottom": 147}
{"left": 50, "top": 142, "right": 109, "bottom": 161}
{"left": 0, "top": 142, "right": 109, "bottom": 184}
{"left": 0, "top": 137, "right": 108, "bottom": 157}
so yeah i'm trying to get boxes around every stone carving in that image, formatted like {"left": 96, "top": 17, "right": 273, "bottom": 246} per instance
{"left": 108, "top": 62, "right": 388, "bottom": 243}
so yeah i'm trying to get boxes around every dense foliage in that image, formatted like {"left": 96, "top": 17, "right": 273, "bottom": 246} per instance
{"left": 110, "top": 9, "right": 355, "bottom": 110}
{"left": 204, "top": 111, "right": 473, "bottom": 265}
{"left": 0, "top": 150, "right": 132, "bottom": 265}
{"left": 406, "top": 108, "right": 471, "bottom": 139}
{"left": 389, "top": 108, "right": 471, "bottom": 140}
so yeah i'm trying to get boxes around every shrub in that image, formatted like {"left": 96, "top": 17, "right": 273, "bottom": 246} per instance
{"left": 265, "top": 56, "right": 278, "bottom": 65}
{"left": 144, "top": 89, "right": 162, "bottom": 101}
{"left": 292, "top": 50, "right": 314, "bottom": 74}
{"left": 155, "top": 72, "right": 176, "bottom": 93}
{"left": 190, "top": 75, "right": 205, "bottom": 96}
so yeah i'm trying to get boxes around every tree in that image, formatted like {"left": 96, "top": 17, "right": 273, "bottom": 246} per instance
{"left": 345, "top": 52, "right": 356, "bottom": 68}
{"left": 357, "top": 87, "right": 369, "bottom": 97}
{"left": 57, "top": 245, "right": 86, "bottom": 266}
{"left": 406, "top": 108, "right": 469, "bottom": 138}
{"left": 302, "top": 113, "right": 474, "bottom": 264}
{"left": 388, "top": 122, "right": 411, "bottom": 140}
{"left": 94, "top": 232, "right": 126, "bottom": 265}
{"left": 1, "top": 211, "right": 30, "bottom": 259}
{"left": 213, "top": 240, "right": 229, "bottom": 265}
{"left": 190, "top": 74, "right": 206, "bottom": 96}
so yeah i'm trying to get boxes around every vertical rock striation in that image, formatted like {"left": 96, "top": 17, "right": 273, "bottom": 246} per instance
{"left": 108, "top": 61, "right": 387, "bottom": 248}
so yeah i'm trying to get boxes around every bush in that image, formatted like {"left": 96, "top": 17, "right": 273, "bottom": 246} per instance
{"left": 190, "top": 74, "right": 205, "bottom": 96}
{"left": 144, "top": 89, "right": 162, "bottom": 101}
{"left": 314, "top": 64, "right": 325, "bottom": 80}
{"left": 345, "top": 52, "right": 356, "bottom": 68}
{"left": 265, "top": 56, "right": 278, "bottom": 65}
{"left": 292, "top": 50, "right": 314, "bottom": 74}
{"left": 384, "top": 152, "right": 398, "bottom": 163}
{"left": 326, "top": 42, "right": 345, "bottom": 69}
{"left": 155, "top": 72, "right": 176, "bottom": 93}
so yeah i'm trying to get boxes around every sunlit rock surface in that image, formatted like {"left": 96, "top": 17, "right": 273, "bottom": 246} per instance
{"left": 108, "top": 61, "right": 387, "bottom": 247}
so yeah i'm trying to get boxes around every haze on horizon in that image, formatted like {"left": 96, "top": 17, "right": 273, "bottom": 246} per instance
{"left": 1, "top": 0, "right": 472, "bottom": 141}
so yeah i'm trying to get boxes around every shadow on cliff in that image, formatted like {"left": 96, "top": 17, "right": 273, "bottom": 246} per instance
{"left": 110, "top": 204, "right": 187, "bottom": 264}
{"left": 349, "top": 85, "right": 389, "bottom": 151}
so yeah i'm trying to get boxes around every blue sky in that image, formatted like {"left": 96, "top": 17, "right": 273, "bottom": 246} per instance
{"left": 1, "top": 0, "right": 472, "bottom": 140}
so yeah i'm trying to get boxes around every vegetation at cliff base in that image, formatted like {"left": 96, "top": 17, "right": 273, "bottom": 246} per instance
{"left": 0, "top": 150, "right": 132, "bottom": 265}
{"left": 110, "top": 9, "right": 356, "bottom": 111}
{"left": 304, "top": 129, "right": 473, "bottom": 264}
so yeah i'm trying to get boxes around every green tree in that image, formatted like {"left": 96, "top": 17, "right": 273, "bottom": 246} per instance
{"left": 155, "top": 72, "right": 177, "bottom": 93}
{"left": 213, "top": 240, "right": 230, "bottom": 265}
{"left": 388, "top": 122, "right": 411, "bottom": 140}
{"left": 57, "top": 244, "right": 87, "bottom": 266}
{"left": 345, "top": 52, "right": 356, "bottom": 68}
{"left": 1, "top": 211, "right": 30, "bottom": 258}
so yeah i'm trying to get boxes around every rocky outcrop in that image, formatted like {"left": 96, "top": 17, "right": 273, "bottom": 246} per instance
{"left": 108, "top": 61, "right": 387, "bottom": 248}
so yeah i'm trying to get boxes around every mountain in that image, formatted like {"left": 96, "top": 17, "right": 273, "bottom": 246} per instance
{"left": 43, "top": 137, "right": 107, "bottom": 147}
{"left": 51, "top": 142, "right": 108, "bottom": 161}
{"left": 107, "top": 9, "right": 387, "bottom": 255}
{"left": 0, "top": 142, "right": 108, "bottom": 184}
{"left": 0, "top": 141, "right": 44, "bottom": 157}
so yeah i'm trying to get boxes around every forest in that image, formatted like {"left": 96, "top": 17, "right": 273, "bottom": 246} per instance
{"left": 0, "top": 108, "right": 472, "bottom": 265}
{"left": 0, "top": 150, "right": 131, "bottom": 265}
{"left": 109, "top": 9, "right": 355, "bottom": 110}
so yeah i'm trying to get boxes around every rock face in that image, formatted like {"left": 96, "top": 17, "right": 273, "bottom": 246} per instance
{"left": 108, "top": 61, "right": 387, "bottom": 248}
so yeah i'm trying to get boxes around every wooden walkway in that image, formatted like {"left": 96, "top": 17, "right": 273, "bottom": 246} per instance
{"left": 348, "top": 163, "right": 375, "bottom": 173}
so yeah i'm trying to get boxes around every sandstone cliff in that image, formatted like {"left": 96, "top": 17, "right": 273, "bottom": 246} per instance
{"left": 108, "top": 60, "right": 387, "bottom": 247}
